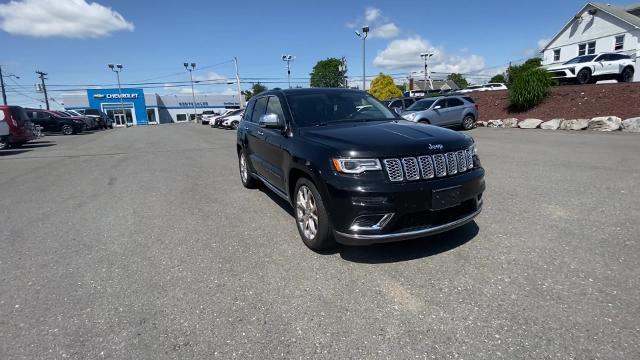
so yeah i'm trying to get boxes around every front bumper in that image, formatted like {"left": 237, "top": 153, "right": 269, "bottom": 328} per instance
{"left": 325, "top": 168, "right": 485, "bottom": 245}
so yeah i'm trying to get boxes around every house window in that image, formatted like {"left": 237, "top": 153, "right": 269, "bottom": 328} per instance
{"left": 615, "top": 35, "right": 624, "bottom": 51}
{"left": 578, "top": 41, "right": 596, "bottom": 56}
{"left": 553, "top": 49, "right": 561, "bottom": 62}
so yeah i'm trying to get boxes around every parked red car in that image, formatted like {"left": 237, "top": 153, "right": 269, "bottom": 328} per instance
{"left": 0, "top": 106, "right": 37, "bottom": 149}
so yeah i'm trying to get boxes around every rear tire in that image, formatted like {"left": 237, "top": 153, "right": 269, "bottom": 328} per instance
{"left": 294, "top": 178, "right": 335, "bottom": 251}
{"left": 238, "top": 150, "right": 257, "bottom": 189}
{"left": 461, "top": 115, "right": 475, "bottom": 130}
{"left": 0, "top": 138, "right": 8, "bottom": 150}
{"left": 576, "top": 68, "right": 591, "bottom": 85}
{"left": 620, "top": 67, "right": 634, "bottom": 83}
{"left": 418, "top": 119, "right": 430, "bottom": 124}
{"left": 61, "top": 124, "right": 74, "bottom": 135}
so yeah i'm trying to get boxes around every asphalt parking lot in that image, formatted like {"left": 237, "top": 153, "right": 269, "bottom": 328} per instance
{"left": 1, "top": 125, "right": 639, "bottom": 359}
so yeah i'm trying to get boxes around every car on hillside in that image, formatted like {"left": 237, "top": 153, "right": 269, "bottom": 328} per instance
{"left": 400, "top": 95, "right": 478, "bottom": 130}
{"left": 483, "top": 83, "right": 508, "bottom": 91}
{"left": 237, "top": 88, "right": 484, "bottom": 250}
{"left": 26, "top": 109, "right": 85, "bottom": 135}
{"left": 0, "top": 105, "right": 38, "bottom": 149}
{"left": 458, "top": 85, "right": 487, "bottom": 94}
{"left": 546, "top": 53, "right": 635, "bottom": 84}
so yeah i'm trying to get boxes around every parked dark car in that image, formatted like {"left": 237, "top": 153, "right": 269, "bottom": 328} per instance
{"left": 0, "top": 105, "right": 37, "bottom": 149}
{"left": 55, "top": 111, "right": 96, "bottom": 130}
{"left": 76, "top": 108, "right": 113, "bottom": 129}
{"left": 26, "top": 109, "right": 85, "bottom": 135}
{"left": 237, "top": 88, "right": 485, "bottom": 250}
{"left": 384, "top": 96, "right": 421, "bottom": 113}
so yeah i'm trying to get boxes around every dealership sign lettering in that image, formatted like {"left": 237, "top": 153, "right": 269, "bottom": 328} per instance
{"left": 179, "top": 102, "right": 209, "bottom": 107}
{"left": 93, "top": 93, "right": 139, "bottom": 99}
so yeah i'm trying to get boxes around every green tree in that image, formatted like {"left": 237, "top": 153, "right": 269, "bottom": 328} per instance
{"left": 310, "top": 57, "right": 347, "bottom": 88}
{"left": 508, "top": 67, "right": 553, "bottom": 111}
{"left": 368, "top": 73, "right": 403, "bottom": 100}
{"left": 489, "top": 74, "right": 506, "bottom": 84}
{"left": 447, "top": 73, "right": 469, "bottom": 89}
{"left": 396, "top": 83, "right": 406, "bottom": 94}
{"left": 506, "top": 58, "right": 542, "bottom": 86}
{"left": 242, "top": 83, "right": 268, "bottom": 100}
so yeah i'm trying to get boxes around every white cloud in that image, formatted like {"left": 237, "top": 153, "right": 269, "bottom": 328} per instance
{"left": 193, "top": 71, "right": 226, "bottom": 82}
{"left": 0, "top": 0, "right": 134, "bottom": 38}
{"left": 537, "top": 38, "right": 550, "bottom": 50}
{"left": 373, "top": 36, "right": 485, "bottom": 74}
{"left": 365, "top": 7, "right": 381, "bottom": 22}
{"left": 348, "top": 7, "right": 399, "bottom": 39}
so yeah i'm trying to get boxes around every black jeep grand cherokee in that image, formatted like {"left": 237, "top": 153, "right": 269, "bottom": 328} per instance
{"left": 237, "top": 88, "right": 485, "bottom": 250}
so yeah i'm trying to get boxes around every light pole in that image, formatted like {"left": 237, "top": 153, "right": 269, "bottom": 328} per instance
{"left": 0, "top": 66, "right": 20, "bottom": 106}
{"left": 354, "top": 26, "right": 369, "bottom": 90}
{"left": 338, "top": 58, "right": 348, "bottom": 88}
{"left": 281, "top": 54, "right": 294, "bottom": 88}
{"left": 108, "top": 64, "right": 128, "bottom": 127}
{"left": 420, "top": 52, "right": 434, "bottom": 93}
{"left": 184, "top": 62, "right": 198, "bottom": 123}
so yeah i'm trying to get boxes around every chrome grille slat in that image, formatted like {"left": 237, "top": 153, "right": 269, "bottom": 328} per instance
{"left": 417, "top": 156, "right": 434, "bottom": 179}
{"left": 383, "top": 159, "right": 403, "bottom": 182}
{"left": 383, "top": 147, "right": 475, "bottom": 182}
{"left": 433, "top": 154, "right": 447, "bottom": 177}
{"left": 446, "top": 152, "right": 458, "bottom": 175}
{"left": 456, "top": 150, "right": 467, "bottom": 173}
{"left": 402, "top": 157, "right": 420, "bottom": 181}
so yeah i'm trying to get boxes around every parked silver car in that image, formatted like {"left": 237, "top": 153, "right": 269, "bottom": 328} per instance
{"left": 400, "top": 95, "right": 478, "bottom": 130}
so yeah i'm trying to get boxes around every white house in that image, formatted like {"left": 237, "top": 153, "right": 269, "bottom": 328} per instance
{"left": 540, "top": 2, "right": 640, "bottom": 81}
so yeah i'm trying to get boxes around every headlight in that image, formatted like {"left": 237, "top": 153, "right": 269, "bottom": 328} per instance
{"left": 470, "top": 143, "right": 477, "bottom": 155}
{"left": 403, "top": 113, "right": 416, "bottom": 121}
{"left": 331, "top": 158, "right": 382, "bottom": 174}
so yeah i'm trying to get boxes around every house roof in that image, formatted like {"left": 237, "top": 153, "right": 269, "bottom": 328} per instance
{"left": 412, "top": 79, "right": 459, "bottom": 91}
{"left": 540, "top": 2, "right": 640, "bottom": 51}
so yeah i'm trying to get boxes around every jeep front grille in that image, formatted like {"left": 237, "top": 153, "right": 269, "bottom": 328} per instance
{"left": 383, "top": 147, "right": 475, "bottom": 182}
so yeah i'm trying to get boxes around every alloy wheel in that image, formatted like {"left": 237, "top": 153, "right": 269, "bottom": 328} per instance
{"left": 296, "top": 185, "right": 318, "bottom": 240}
{"left": 62, "top": 125, "right": 73, "bottom": 135}
{"left": 239, "top": 153, "right": 248, "bottom": 183}
{"left": 463, "top": 116, "right": 475, "bottom": 130}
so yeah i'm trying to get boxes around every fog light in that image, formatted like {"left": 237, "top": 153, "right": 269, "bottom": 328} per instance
{"left": 351, "top": 196, "right": 388, "bottom": 206}
{"left": 350, "top": 213, "right": 394, "bottom": 231}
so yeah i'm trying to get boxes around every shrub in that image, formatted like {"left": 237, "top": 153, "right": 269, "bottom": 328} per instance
{"left": 369, "top": 73, "right": 403, "bottom": 100}
{"left": 508, "top": 67, "right": 553, "bottom": 111}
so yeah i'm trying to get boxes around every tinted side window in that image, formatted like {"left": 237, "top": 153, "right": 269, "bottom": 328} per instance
{"left": 266, "top": 96, "right": 285, "bottom": 122}
{"left": 434, "top": 99, "right": 446, "bottom": 108}
{"left": 447, "top": 98, "right": 464, "bottom": 107}
{"left": 404, "top": 98, "right": 416, "bottom": 107}
{"left": 389, "top": 100, "right": 402, "bottom": 108}
{"left": 250, "top": 97, "right": 268, "bottom": 123}
{"left": 242, "top": 100, "right": 256, "bottom": 122}
{"left": 462, "top": 96, "right": 475, "bottom": 104}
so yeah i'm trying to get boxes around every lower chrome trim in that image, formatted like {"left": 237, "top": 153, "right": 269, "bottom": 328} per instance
{"left": 335, "top": 206, "right": 481, "bottom": 244}
{"left": 253, "top": 173, "right": 289, "bottom": 201}
{"left": 349, "top": 213, "right": 395, "bottom": 231}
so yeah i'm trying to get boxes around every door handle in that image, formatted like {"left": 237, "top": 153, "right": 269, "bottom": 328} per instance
{"left": 244, "top": 126, "right": 249, "bottom": 130}
{"left": 257, "top": 130, "right": 264, "bottom": 136}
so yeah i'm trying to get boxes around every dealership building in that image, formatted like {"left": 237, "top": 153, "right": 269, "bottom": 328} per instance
{"left": 62, "top": 88, "right": 243, "bottom": 126}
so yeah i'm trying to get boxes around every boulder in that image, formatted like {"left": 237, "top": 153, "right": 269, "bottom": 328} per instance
{"left": 540, "top": 119, "right": 563, "bottom": 130}
{"left": 487, "top": 119, "right": 504, "bottom": 128}
{"left": 518, "top": 118, "right": 543, "bottom": 129}
{"left": 560, "top": 119, "right": 589, "bottom": 131}
{"left": 621, "top": 117, "right": 640, "bottom": 132}
{"left": 588, "top": 116, "right": 622, "bottom": 131}
{"left": 502, "top": 118, "right": 519, "bottom": 128}
{"left": 476, "top": 120, "right": 488, "bottom": 127}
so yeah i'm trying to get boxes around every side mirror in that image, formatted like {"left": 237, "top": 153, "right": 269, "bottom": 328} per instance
{"left": 433, "top": 105, "right": 442, "bottom": 110}
{"left": 259, "top": 113, "right": 283, "bottom": 129}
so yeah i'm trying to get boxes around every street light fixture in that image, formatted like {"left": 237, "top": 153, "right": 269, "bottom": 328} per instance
{"left": 0, "top": 65, "right": 20, "bottom": 106}
{"left": 282, "top": 54, "right": 295, "bottom": 88}
{"left": 354, "top": 26, "right": 369, "bottom": 90}
{"left": 107, "top": 63, "right": 128, "bottom": 127}
{"left": 184, "top": 62, "right": 198, "bottom": 123}
{"left": 420, "top": 52, "right": 434, "bottom": 92}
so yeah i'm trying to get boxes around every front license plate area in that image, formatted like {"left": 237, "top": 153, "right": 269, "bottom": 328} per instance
{"left": 432, "top": 186, "right": 462, "bottom": 210}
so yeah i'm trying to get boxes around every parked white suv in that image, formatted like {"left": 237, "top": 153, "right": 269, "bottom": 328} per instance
{"left": 546, "top": 53, "right": 635, "bottom": 84}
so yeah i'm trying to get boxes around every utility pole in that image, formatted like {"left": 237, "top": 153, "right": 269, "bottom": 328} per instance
{"left": 282, "top": 55, "right": 294, "bottom": 89}
{"left": 108, "top": 64, "right": 127, "bottom": 127}
{"left": 420, "top": 52, "right": 434, "bottom": 93}
{"left": 184, "top": 62, "right": 197, "bottom": 123}
{"left": 354, "top": 26, "right": 369, "bottom": 90}
{"left": 0, "top": 65, "right": 6, "bottom": 106}
{"left": 36, "top": 71, "right": 50, "bottom": 110}
{"left": 233, "top": 57, "right": 244, "bottom": 108}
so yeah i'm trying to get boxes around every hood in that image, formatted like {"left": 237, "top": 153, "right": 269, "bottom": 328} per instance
{"left": 301, "top": 120, "right": 472, "bottom": 158}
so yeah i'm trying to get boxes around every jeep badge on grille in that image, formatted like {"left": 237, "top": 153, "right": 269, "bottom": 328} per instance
{"left": 428, "top": 144, "right": 444, "bottom": 150}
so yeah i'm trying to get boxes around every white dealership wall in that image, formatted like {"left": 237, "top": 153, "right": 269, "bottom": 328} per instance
{"left": 541, "top": 3, "right": 640, "bottom": 81}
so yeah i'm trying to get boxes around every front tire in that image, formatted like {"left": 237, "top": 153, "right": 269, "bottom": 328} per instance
{"left": 461, "top": 115, "right": 475, "bottom": 130}
{"left": 231, "top": 121, "right": 239, "bottom": 130}
{"left": 0, "top": 138, "right": 9, "bottom": 150}
{"left": 576, "top": 68, "right": 591, "bottom": 84}
{"left": 620, "top": 67, "right": 634, "bottom": 83}
{"left": 294, "top": 178, "right": 335, "bottom": 251}
{"left": 238, "top": 151, "right": 257, "bottom": 188}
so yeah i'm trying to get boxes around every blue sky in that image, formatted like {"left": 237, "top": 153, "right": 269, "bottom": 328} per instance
{"left": 0, "top": 0, "right": 637, "bottom": 107}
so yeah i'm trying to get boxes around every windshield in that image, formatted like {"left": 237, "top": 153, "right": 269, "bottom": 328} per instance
{"left": 287, "top": 91, "right": 396, "bottom": 127}
{"left": 406, "top": 99, "right": 436, "bottom": 111}
{"left": 564, "top": 55, "right": 597, "bottom": 64}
